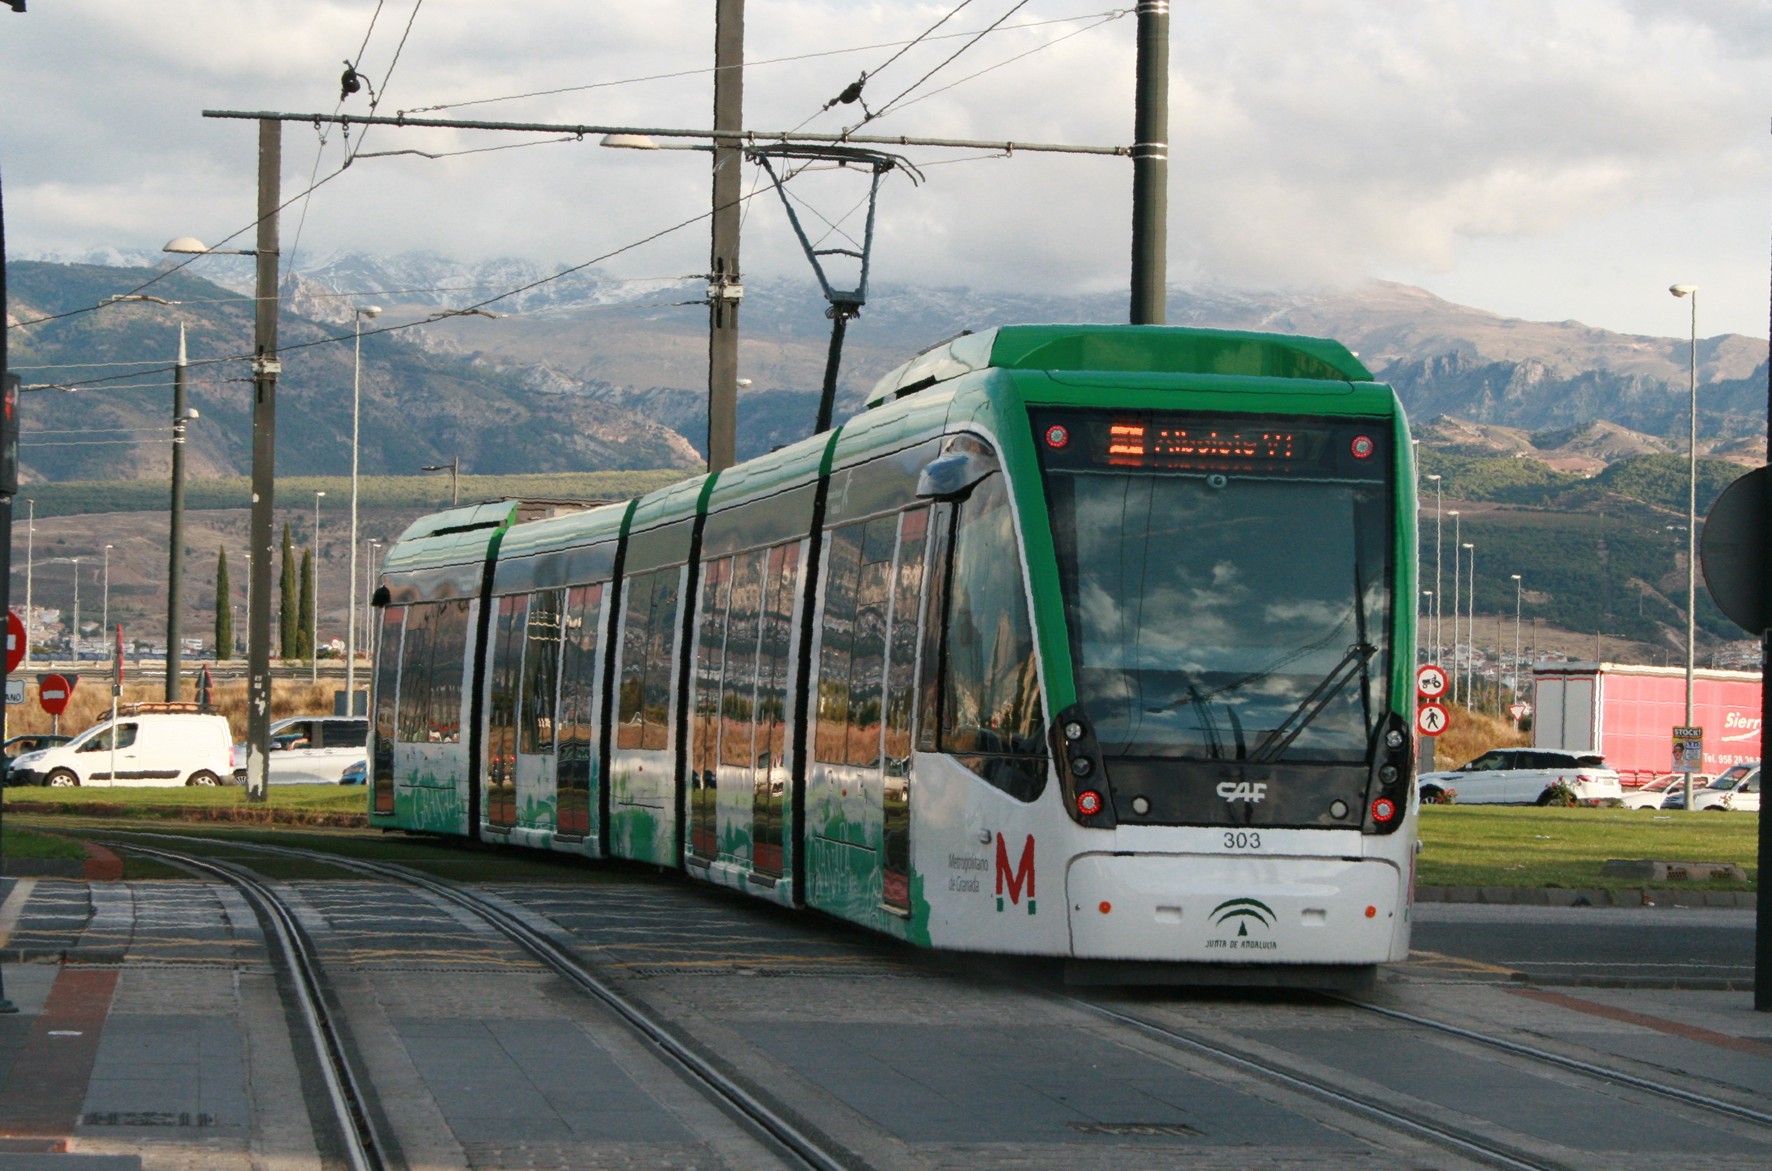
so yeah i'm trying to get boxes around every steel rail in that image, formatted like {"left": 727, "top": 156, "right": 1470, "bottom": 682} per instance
{"left": 1334, "top": 995, "right": 1772, "bottom": 1129}
{"left": 1066, "top": 996, "right": 1570, "bottom": 1171}
{"left": 117, "top": 833, "right": 854, "bottom": 1171}
{"left": 116, "top": 844, "right": 389, "bottom": 1171}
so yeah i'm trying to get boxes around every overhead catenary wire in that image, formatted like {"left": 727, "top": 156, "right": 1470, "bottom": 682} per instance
{"left": 849, "top": 1, "right": 1034, "bottom": 131}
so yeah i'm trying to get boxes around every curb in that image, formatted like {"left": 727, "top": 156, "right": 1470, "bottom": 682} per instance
{"left": 1416, "top": 885, "right": 1756, "bottom": 909}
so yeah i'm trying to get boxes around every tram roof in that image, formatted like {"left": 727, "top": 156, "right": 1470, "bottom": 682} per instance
{"left": 866, "top": 324, "right": 1375, "bottom": 409}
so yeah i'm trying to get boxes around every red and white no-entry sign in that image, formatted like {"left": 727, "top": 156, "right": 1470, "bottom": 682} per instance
{"left": 6, "top": 610, "right": 24, "bottom": 674}
{"left": 1416, "top": 664, "right": 1449, "bottom": 699}
{"left": 38, "top": 673, "right": 75, "bottom": 717}
{"left": 1416, "top": 702, "right": 1450, "bottom": 737}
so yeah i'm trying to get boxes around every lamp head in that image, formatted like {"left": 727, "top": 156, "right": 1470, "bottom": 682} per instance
{"left": 1669, "top": 283, "right": 1697, "bottom": 298}
{"left": 163, "top": 236, "right": 210, "bottom": 254}
{"left": 358, "top": 305, "right": 382, "bottom": 319}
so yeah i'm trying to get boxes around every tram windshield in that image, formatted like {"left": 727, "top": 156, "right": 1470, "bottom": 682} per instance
{"left": 1038, "top": 412, "right": 1393, "bottom": 764}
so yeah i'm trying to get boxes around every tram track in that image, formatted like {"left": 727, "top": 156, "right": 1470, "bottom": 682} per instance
{"left": 116, "top": 842, "right": 395, "bottom": 1171}
{"left": 106, "top": 832, "right": 864, "bottom": 1171}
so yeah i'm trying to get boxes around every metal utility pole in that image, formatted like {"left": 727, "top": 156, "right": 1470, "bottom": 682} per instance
{"left": 707, "top": 0, "right": 744, "bottom": 472}
{"left": 1130, "top": 0, "right": 1170, "bottom": 324}
{"left": 165, "top": 325, "right": 188, "bottom": 701}
{"left": 245, "top": 118, "right": 283, "bottom": 802}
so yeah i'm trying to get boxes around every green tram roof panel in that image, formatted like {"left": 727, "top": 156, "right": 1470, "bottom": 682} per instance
{"left": 866, "top": 324, "right": 1374, "bottom": 408}
{"left": 495, "top": 499, "right": 631, "bottom": 562}
{"left": 391, "top": 499, "right": 520, "bottom": 545}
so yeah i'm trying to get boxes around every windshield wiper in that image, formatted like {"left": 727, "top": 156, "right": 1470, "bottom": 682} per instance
{"left": 1249, "top": 642, "right": 1375, "bottom": 763}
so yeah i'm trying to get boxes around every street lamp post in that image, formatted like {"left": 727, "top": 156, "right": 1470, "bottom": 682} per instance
{"left": 70, "top": 557, "right": 80, "bottom": 661}
{"left": 101, "top": 544, "right": 112, "bottom": 643}
{"left": 1670, "top": 282, "right": 1699, "bottom": 808}
{"left": 1511, "top": 574, "right": 1524, "bottom": 725}
{"left": 1462, "top": 542, "right": 1476, "bottom": 708}
{"left": 1427, "top": 473, "right": 1443, "bottom": 665}
{"left": 421, "top": 457, "right": 459, "bottom": 507}
{"left": 1449, "top": 511, "right": 1462, "bottom": 703}
{"left": 22, "top": 498, "right": 32, "bottom": 668}
{"left": 312, "top": 490, "right": 325, "bottom": 682}
{"left": 345, "top": 305, "right": 381, "bottom": 711}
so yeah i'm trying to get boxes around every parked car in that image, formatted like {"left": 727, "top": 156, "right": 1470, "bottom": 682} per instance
{"left": 231, "top": 716, "right": 369, "bottom": 785}
{"left": 339, "top": 759, "right": 367, "bottom": 786}
{"left": 8, "top": 708, "right": 234, "bottom": 788}
{"left": 1691, "top": 762, "right": 1760, "bottom": 812}
{"left": 1416, "top": 748, "right": 1624, "bottom": 806}
{"left": 1619, "top": 772, "right": 1714, "bottom": 811}
{"left": 2, "top": 733, "right": 73, "bottom": 786}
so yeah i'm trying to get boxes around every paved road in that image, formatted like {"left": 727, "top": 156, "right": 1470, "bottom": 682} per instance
{"left": 1411, "top": 902, "right": 1759, "bottom": 988}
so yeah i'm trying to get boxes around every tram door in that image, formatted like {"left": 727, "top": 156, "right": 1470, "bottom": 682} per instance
{"left": 555, "top": 584, "right": 605, "bottom": 841}
{"left": 486, "top": 590, "right": 564, "bottom": 834}
{"left": 810, "top": 508, "right": 928, "bottom": 914}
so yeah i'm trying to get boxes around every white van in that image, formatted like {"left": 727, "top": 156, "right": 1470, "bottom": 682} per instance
{"left": 8, "top": 708, "right": 234, "bottom": 788}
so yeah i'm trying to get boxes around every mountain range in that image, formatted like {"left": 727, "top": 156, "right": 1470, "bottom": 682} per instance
{"left": 8, "top": 252, "right": 1767, "bottom": 478}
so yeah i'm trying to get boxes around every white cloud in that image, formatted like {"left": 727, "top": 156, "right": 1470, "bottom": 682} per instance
{"left": 2, "top": 1, "right": 1767, "bottom": 337}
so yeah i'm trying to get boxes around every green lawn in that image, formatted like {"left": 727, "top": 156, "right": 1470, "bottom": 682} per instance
{"left": 5, "top": 785, "right": 367, "bottom": 816}
{"left": 1417, "top": 806, "right": 1759, "bottom": 889}
{"left": 1, "top": 823, "right": 90, "bottom": 860}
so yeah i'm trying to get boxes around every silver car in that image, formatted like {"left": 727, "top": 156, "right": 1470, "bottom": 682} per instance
{"left": 1417, "top": 748, "right": 1623, "bottom": 806}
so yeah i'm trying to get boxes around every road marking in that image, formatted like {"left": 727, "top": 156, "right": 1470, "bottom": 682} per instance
{"left": 1510, "top": 988, "right": 1772, "bottom": 1057}
{"left": 1405, "top": 948, "right": 1522, "bottom": 976}
{"left": 0, "top": 878, "right": 36, "bottom": 947}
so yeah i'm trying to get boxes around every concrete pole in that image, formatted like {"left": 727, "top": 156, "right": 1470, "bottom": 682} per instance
{"left": 245, "top": 118, "right": 282, "bottom": 802}
{"left": 1130, "top": 1, "right": 1169, "bottom": 324}
{"left": 706, "top": 0, "right": 744, "bottom": 471}
{"left": 165, "top": 325, "right": 187, "bottom": 700}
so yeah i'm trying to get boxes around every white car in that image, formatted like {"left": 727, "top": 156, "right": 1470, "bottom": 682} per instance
{"left": 233, "top": 717, "right": 370, "bottom": 785}
{"left": 8, "top": 709, "right": 234, "bottom": 788}
{"left": 1417, "top": 748, "right": 1624, "bottom": 806}
{"left": 1620, "top": 772, "right": 1713, "bottom": 810}
{"left": 1691, "top": 762, "right": 1760, "bottom": 812}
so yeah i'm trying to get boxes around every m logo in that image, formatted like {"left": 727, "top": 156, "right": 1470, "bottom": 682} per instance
{"left": 1216, "top": 781, "right": 1268, "bottom": 803}
{"left": 995, "top": 833, "right": 1035, "bottom": 914}
{"left": 1210, "top": 897, "right": 1275, "bottom": 937}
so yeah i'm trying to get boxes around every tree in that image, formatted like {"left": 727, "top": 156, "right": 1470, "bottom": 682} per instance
{"left": 214, "top": 548, "right": 233, "bottom": 659}
{"left": 280, "top": 523, "right": 298, "bottom": 657}
{"left": 296, "top": 547, "right": 315, "bottom": 660}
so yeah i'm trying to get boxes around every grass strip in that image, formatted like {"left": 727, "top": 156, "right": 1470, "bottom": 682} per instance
{"left": 1418, "top": 806, "right": 1759, "bottom": 889}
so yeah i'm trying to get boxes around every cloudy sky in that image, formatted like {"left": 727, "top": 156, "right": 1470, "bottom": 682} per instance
{"left": 3, "top": 1, "right": 1768, "bottom": 339}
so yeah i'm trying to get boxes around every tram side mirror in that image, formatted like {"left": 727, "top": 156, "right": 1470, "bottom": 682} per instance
{"left": 916, "top": 452, "right": 993, "bottom": 501}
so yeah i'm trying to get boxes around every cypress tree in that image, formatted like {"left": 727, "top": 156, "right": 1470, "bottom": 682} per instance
{"left": 297, "top": 547, "right": 315, "bottom": 660}
{"left": 214, "top": 548, "right": 233, "bottom": 659}
{"left": 280, "top": 523, "right": 298, "bottom": 657}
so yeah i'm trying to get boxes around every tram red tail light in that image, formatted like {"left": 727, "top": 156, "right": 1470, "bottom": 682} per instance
{"left": 1350, "top": 435, "right": 1375, "bottom": 459}
{"left": 1370, "top": 796, "right": 1398, "bottom": 824}
{"left": 1077, "top": 790, "right": 1104, "bottom": 816}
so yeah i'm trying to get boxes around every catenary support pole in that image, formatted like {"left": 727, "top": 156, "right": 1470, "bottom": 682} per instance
{"left": 245, "top": 118, "right": 282, "bottom": 802}
{"left": 1756, "top": 207, "right": 1771, "bottom": 1012}
{"left": 1, "top": 160, "right": 18, "bottom": 1014}
{"left": 165, "top": 325, "right": 188, "bottom": 700}
{"left": 1130, "top": 1, "right": 1169, "bottom": 324}
{"left": 706, "top": 0, "right": 743, "bottom": 472}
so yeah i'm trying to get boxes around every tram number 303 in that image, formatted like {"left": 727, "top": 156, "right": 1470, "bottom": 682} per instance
{"left": 1222, "top": 831, "right": 1263, "bottom": 850}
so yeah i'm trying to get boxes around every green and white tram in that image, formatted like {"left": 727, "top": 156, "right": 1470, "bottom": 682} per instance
{"left": 370, "top": 324, "right": 1418, "bottom": 983}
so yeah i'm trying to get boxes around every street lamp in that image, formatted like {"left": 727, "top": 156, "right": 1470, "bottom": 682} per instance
{"left": 1449, "top": 510, "right": 1462, "bottom": 702}
{"left": 345, "top": 305, "right": 381, "bottom": 709}
{"left": 1462, "top": 542, "right": 1476, "bottom": 708}
{"left": 22, "top": 498, "right": 33, "bottom": 668}
{"left": 1669, "top": 282, "right": 1699, "bottom": 803}
{"left": 102, "top": 544, "right": 113, "bottom": 642}
{"left": 312, "top": 490, "right": 325, "bottom": 682}
{"left": 1426, "top": 473, "right": 1443, "bottom": 664}
{"left": 1511, "top": 574, "right": 1524, "bottom": 725}
{"left": 69, "top": 557, "right": 80, "bottom": 661}
{"left": 421, "top": 457, "right": 460, "bottom": 507}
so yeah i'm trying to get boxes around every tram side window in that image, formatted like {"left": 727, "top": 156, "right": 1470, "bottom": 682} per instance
{"left": 753, "top": 542, "right": 800, "bottom": 876}
{"left": 847, "top": 516, "right": 898, "bottom": 767}
{"left": 931, "top": 474, "right": 1046, "bottom": 800}
{"left": 617, "top": 569, "right": 681, "bottom": 752}
{"left": 487, "top": 595, "right": 528, "bottom": 824}
{"left": 371, "top": 606, "right": 402, "bottom": 812}
{"left": 395, "top": 603, "right": 435, "bottom": 743}
{"left": 884, "top": 507, "right": 930, "bottom": 767}
{"left": 557, "top": 583, "right": 603, "bottom": 836}
{"left": 427, "top": 599, "right": 469, "bottom": 744}
{"left": 815, "top": 524, "right": 863, "bottom": 765}
{"left": 521, "top": 589, "right": 564, "bottom": 755}
{"left": 721, "top": 549, "right": 766, "bottom": 771}
{"left": 694, "top": 558, "right": 732, "bottom": 784}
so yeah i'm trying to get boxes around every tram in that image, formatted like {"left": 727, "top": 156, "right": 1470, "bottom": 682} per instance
{"left": 368, "top": 324, "right": 1418, "bottom": 984}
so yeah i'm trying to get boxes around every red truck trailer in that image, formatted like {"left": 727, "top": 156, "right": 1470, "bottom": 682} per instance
{"left": 1533, "top": 662, "right": 1761, "bottom": 779}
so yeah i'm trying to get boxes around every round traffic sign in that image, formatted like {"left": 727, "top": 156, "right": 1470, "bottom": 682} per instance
{"left": 6, "top": 610, "right": 23, "bottom": 674}
{"left": 1415, "top": 702, "right": 1450, "bottom": 737}
{"left": 1700, "top": 465, "right": 1769, "bottom": 633}
{"left": 1416, "top": 664, "right": 1448, "bottom": 699}
{"left": 39, "top": 673, "right": 74, "bottom": 717}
